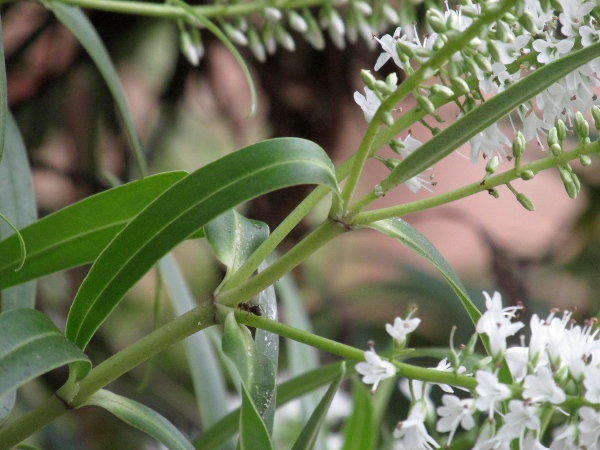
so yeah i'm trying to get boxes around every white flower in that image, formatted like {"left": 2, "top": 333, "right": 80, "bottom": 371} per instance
{"left": 580, "top": 22, "right": 600, "bottom": 47}
{"left": 385, "top": 312, "right": 421, "bottom": 346}
{"left": 532, "top": 35, "right": 574, "bottom": 65}
{"left": 584, "top": 364, "right": 600, "bottom": 404}
{"left": 355, "top": 348, "right": 397, "bottom": 392}
{"left": 504, "top": 346, "right": 529, "bottom": 382}
{"left": 374, "top": 27, "right": 406, "bottom": 71}
{"left": 496, "top": 400, "right": 541, "bottom": 445}
{"left": 559, "top": 0, "right": 595, "bottom": 37}
{"left": 578, "top": 406, "right": 600, "bottom": 448}
{"left": 433, "top": 358, "right": 468, "bottom": 393}
{"left": 550, "top": 423, "right": 578, "bottom": 450}
{"left": 436, "top": 394, "right": 476, "bottom": 444}
{"left": 468, "top": 123, "right": 512, "bottom": 164}
{"left": 523, "top": 366, "right": 566, "bottom": 405}
{"left": 474, "top": 370, "right": 511, "bottom": 419}
{"left": 476, "top": 291, "right": 524, "bottom": 358}
{"left": 393, "top": 400, "right": 440, "bottom": 449}
{"left": 353, "top": 87, "right": 381, "bottom": 123}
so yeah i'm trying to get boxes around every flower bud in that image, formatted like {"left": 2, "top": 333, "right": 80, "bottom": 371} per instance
{"left": 559, "top": 168, "right": 572, "bottom": 184}
{"left": 450, "top": 76, "right": 470, "bottom": 94}
{"left": 516, "top": 193, "right": 535, "bottom": 211}
{"left": 354, "top": 1, "right": 372, "bottom": 16}
{"left": 486, "top": 156, "right": 500, "bottom": 174}
{"left": 427, "top": 9, "right": 447, "bottom": 33}
{"left": 302, "top": 9, "right": 325, "bottom": 50}
{"left": 396, "top": 39, "right": 416, "bottom": 59}
{"left": 489, "top": 188, "right": 500, "bottom": 198}
{"left": 431, "top": 84, "right": 455, "bottom": 98}
{"left": 571, "top": 171, "right": 581, "bottom": 192}
{"left": 575, "top": 112, "right": 589, "bottom": 139}
{"left": 416, "top": 95, "right": 436, "bottom": 115}
{"left": 463, "top": 56, "right": 480, "bottom": 77}
{"left": 385, "top": 72, "right": 398, "bottom": 90}
{"left": 389, "top": 139, "right": 403, "bottom": 154}
{"left": 494, "top": 21, "right": 510, "bottom": 41}
{"left": 446, "top": 10, "right": 458, "bottom": 30}
{"left": 592, "top": 105, "right": 600, "bottom": 130}
{"left": 519, "top": 11, "right": 538, "bottom": 33}
{"left": 547, "top": 127, "right": 559, "bottom": 147}
{"left": 512, "top": 132, "right": 525, "bottom": 158}
{"left": 474, "top": 53, "right": 492, "bottom": 73}
{"left": 262, "top": 23, "right": 277, "bottom": 54}
{"left": 519, "top": 170, "right": 535, "bottom": 180}
{"left": 247, "top": 27, "right": 266, "bottom": 62}
{"left": 223, "top": 22, "right": 248, "bottom": 46}
{"left": 179, "top": 30, "right": 200, "bottom": 66}
{"left": 375, "top": 80, "right": 394, "bottom": 96}
{"left": 564, "top": 180, "right": 578, "bottom": 199}
{"left": 288, "top": 10, "right": 308, "bottom": 33}
{"left": 579, "top": 154, "right": 592, "bottom": 166}
{"left": 382, "top": 4, "right": 399, "bottom": 24}
{"left": 382, "top": 111, "right": 395, "bottom": 126}
{"left": 264, "top": 6, "right": 282, "bottom": 22}
{"left": 360, "top": 70, "right": 377, "bottom": 90}
{"left": 556, "top": 119, "right": 567, "bottom": 142}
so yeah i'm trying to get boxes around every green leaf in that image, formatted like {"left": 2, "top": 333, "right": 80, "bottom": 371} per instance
{"left": 0, "top": 391, "right": 15, "bottom": 425}
{"left": 193, "top": 362, "right": 350, "bottom": 449}
{"left": 255, "top": 260, "right": 278, "bottom": 435}
{"left": 46, "top": 3, "right": 147, "bottom": 175}
{"left": 361, "top": 218, "right": 480, "bottom": 325}
{"left": 0, "top": 172, "right": 186, "bottom": 290}
{"left": 158, "top": 255, "right": 230, "bottom": 430}
{"left": 341, "top": 381, "right": 375, "bottom": 450}
{"left": 291, "top": 361, "right": 346, "bottom": 450}
{"left": 0, "top": 113, "right": 38, "bottom": 311}
{"left": 380, "top": 40, "right": 600, "bottom": 191}
{"left": 0, "top": 309, "right": 91, "bottom": 400}
{"left": 222, "top": 312, "right": 276, "bottom": 426}
{"left": 82, "top": 389, "right": 194, "bottom": 450}
{"left": 239, "top": 384, "right": 273, "bottom": 450}
{"left": 66, "top": 137, "right": 338, "bottom": 351}
{"left": 205, "top": 210, "right": 269, "bottom": 286}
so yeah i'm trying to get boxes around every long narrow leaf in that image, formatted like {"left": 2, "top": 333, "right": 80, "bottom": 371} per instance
{"left": 341, "top": 381, "right": 375, "bottom": 450}
{"left": 66, "top": 138, "right": 338, "bottom": 351}
{"left": 291, "top": 362, "right": 346, "bottom": 450}
{"left": 158, "top": 255, "right": 230, "bottom": 430}
{"left": 0, "top": 309, "right": 90, "bottom": 400}
{"left": 239, "top": 385, "right": 273, "bottom": 450}
{"left": 47, "top": 3, "right": 147, "bottom": 175}
{"left": 0, "top": 172, "right": 186, "bottom": 289}
{"left": 255, "top": 259, "right": 278, "bottom": 435}
{"left": 193, "top": 362, "right": 351, "bottom": 449}
{"left": 0, "top": 13, "right": 7, "bottom": 163}
{"left": 0, "top": 114, "right": 38, "bottom": 311}
{"left": 82, "top": 389, "right": 194, "bottom": 450}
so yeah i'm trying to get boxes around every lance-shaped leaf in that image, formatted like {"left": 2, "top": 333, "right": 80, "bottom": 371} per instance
{"left": 341, "top": 381, "right": 375, "bottom": 450}
{"left": 205, "top": 210, "right": 269, "bottom": 287}
{"left": 47, "top": 2, "right": 147, "bottom": 175}
{"left": 360, "top": 218, "right": 480, "bottom": 325}
{"left": 66, "top": 138, "right": 338, "bottom": 350}
{"left": 0, "top": 172, "right": 186, "bottom": 290}
{"left": 0, "top": 114, "right": 38, "bottom": 311}
{"left": 0, "top": 309, "right": 90, "bottom": 401}
{"left": 291, "top": 361, "right": 346, "bottom": 450}
{"left": 82, "top": 389, "right": 194, "bottom": 450}
{"left": 222, "top": 312, "right": 275, "bottom": 439}
{"left": 239, "top": 385, "right": 273, "bottom": 450}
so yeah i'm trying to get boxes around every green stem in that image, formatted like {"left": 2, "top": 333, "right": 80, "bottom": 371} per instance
{"left": 352, "top": 139, "right": 600, "bottom": 225}
{"left": 40, "top": 0, "right": 325, "bottom": 19}
{"left": 0, "top": 302, "right": 215, "bottom": 449}
{"left": 225, "top": 305, "right": 477, "bottom": 390}
{"left": 217, "top": 219, "right": 347, "bottom": 306}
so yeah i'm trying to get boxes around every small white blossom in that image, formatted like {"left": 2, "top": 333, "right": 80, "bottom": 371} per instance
{"left": 393, "top": 400, "right": 440, "bottom": 449}
{"left": 584, "top": 364, "right": 600, "bottom": 404}
{"left": 386, "top": 312, "right": 420, "bottom": 346}
{"left": 523, "top": 366, "right": 566, "bottom": 405}
{"left": 475, "top": 370, "right": 511, "bottom": 419}
{"left": 436, "top": 394, "right": 476, "bottom": 444}
{"left": 355, "top": 348, "right": 397, "bottom": 392}
{"left": 476, "top": 291, "right": 524, "bottom": 357}
{"left": 468, "top": 122, "right": 512, "bottom": 164}
{"left": 578, "top": 406, "right": 600, "bottom": 448}
{"left": 532, "top": 35, "right": 574, "bottom": 65}
{"left": 374, "top": 27, "right": 406, "bottom": 71}
{"left": 496, "top": 400, "right": 541, "bottom": 445}
{"left": 550, "top": 423, "right": 578, "bottom": 450}
{"left": 353, "top": 87, "right": 381, "bottom": 123}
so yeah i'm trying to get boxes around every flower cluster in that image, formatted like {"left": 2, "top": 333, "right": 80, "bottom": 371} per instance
{"left": 179, "top": 0, "right": 402, "bottom": 65}
{"left": 354, "top": 0, "right": 600, "bottom": 193}
{"left": 356, "top": 291, "right": 600, "bottom": 448}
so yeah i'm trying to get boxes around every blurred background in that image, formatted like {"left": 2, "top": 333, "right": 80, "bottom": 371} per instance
{"left": 4, "top": 1, "right": 600, "bottom": 448}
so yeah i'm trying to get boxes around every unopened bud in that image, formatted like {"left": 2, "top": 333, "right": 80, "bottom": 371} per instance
{"left": 450, "top": 77, "right": 470, "bottom": 94}
{"left": 375, "top": 80, "right": 394, "bottom": 96}
{"left": 512, "top": 133, "right": 525, "bottom": 158}
{"left": 264, "top": 6, "right": 282, "bottom": 22}
{"left": 519, "top": 170, "right": 535, "bottom": 180}
{"left": 431, "top": 84, "right": 455, "bottom": 98}
{"left": 416, "top": 95, "right": 436, "bottom": 115}
{"left": 486, "top": 156, "right": 500, "bottom": 174}
{"left": 592, "top": 105, "right": 600, "bottom": 130}
{"left": 446, "top": 10, "right": 458, "bottom": 30}
{"left": 564, "top": 180, "right": 578, "bottom": 199}
{"left": 575, "top": 112, "right": 590, "bottom": 139}
{"left": 389, "top": 139, "right": 403, "bottom": 154}
{"left": 579, "top": 154, "right": 592, "bottom": 166}
{"left": 516, "top": 193, "right": 535, "bottom": 211}
{"left": 288, "top": 10, "right": 308, "bottom": 33}
{"left": 519, "top": 11, "right": 538, "bottom": 33}
{"left": 382, "top": 111, "right": 395, "bottom": 126}
{"left": 474, "top": 53, "right": 492, "bottom": 73}
{"left": 360, "top": 70, "right": 377, "bottom": 90}
{"left": 179, "top": 30, "right": 200, "bottom": 66}
{"left": 247, "top": 27, "right": 266, "bottom": 62}
{"left": 489, "top": 188, "right": 500, "bottom": 198}
{"left": 559, "top": 168, "right": 572, "bottom": 184}
{"left": 571, "top": 172, "right": 581, "bottom": 192}
{"left": 385, "top": 72, "right": 399, "bottom": 89}
{"left": 550, "top": 143, "right": 562, "bottom": 157}
{"left": 556, "top": 119, "right": 567, "bottom": 142}
{"left": 427, "top": 9, "right": 447, "bottom": 33}
{"left": 396, "top": 39, "right": 416, "bottom": 59}
{"left": 548, "top": 127, "right": 559, "bottom": 147}
{"left": 463, "top": 333, "right": 479, "bottom": 358}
